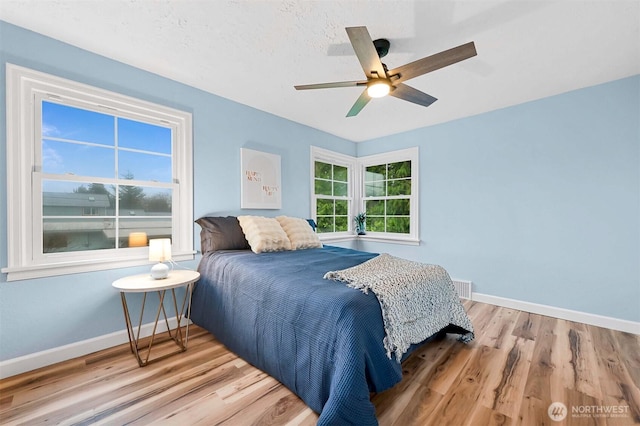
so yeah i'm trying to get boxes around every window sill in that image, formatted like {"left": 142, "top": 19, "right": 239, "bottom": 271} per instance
{"left": 355, "top": 234, "right": 420, "bottom": 246}
{"left": 318, "top": 233, "right": 420, "bottom": 246}
{"left": 2, "top": 251, "right": 195, "bottom": 282}
{"left": 318, "top": 234, "right": 356, "bottom": 244}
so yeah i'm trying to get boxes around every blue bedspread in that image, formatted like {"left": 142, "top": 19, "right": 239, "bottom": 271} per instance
{"left": 191, "top": 246, "right": 470, "bottom": 425}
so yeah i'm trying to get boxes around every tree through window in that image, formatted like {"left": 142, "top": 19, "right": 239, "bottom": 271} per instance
{"left": 364, "top": 160, "right": 412, "bottom": 234}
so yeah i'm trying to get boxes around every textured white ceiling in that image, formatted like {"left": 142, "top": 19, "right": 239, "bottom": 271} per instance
{"left": 1, "top": 1, "right": 639, "bottom": 142}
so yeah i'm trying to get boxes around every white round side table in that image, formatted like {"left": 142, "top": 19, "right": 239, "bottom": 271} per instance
{"left": 112, "top": 269, "right": 200, "bottom": 366}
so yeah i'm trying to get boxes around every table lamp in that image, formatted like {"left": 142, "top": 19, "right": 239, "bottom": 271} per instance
{"left": 149, "top": 238, "right": 171, "bottom": 279}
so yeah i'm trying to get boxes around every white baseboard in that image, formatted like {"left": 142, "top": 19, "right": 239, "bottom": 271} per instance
{"left": 0, "top": 317, "right": 189, "bottom": 380}
{"left": 472, "top": 292, "right": 640, "bottom": 335}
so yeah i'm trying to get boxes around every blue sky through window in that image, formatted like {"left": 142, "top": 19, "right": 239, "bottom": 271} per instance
{"left": 42, "top": 101, "right": 172, "bottom": 182}
{"left": 119, "top": 117, "right": 171, "bottom": 154}
{"left": 42, "top": 101, "right": 114, "bottom": 145}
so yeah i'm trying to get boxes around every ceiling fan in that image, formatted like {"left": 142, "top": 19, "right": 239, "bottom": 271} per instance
{"left": 294, "top": 26, "right": 477, "bottom": 117}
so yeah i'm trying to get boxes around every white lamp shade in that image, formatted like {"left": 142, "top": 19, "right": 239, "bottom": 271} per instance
{"left": 149, "top": 238, "right": 172, "bottom": 262}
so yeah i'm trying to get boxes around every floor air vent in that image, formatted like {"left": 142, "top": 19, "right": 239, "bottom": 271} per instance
{"left": 452, "top": 279, "right": 472, "bottom": 299}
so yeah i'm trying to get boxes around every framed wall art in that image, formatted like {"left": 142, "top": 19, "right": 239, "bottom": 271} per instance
{"left": 240, "top": 148, "right": 281, "bottom": 209}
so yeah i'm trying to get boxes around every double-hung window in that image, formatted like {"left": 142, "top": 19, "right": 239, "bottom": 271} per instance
{"left": 3, "top": 64, "right": 194, "bottom": 281}
{"left": 310, "top": 147, "right": 355, "bottom": 237}
{"left": 359, "top": 147, "right": 419, "bottom": 243}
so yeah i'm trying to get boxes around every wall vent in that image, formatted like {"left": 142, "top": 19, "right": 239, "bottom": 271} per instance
{"left": 452, "top": 279, "right": 472, "bottom": 300}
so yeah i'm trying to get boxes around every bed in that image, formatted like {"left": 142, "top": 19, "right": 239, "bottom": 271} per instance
{"left": 190, "top": 215, "right": 474, "bottom": 425}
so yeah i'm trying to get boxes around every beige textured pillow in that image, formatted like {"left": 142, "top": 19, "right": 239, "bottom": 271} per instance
{"left": 237, "top": 215, "right": 292, "bottom": 253}
{"left": 276, "top": 216, "right": 323, "bottom": 250}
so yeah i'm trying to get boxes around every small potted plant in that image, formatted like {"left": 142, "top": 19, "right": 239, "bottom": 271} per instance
{"left": 354, "top": 212, "right": 366, "bottom": 235}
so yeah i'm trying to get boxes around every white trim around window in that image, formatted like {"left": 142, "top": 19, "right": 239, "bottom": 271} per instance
{"left": 2, "top": 64, "right": 194, "bottom": 281}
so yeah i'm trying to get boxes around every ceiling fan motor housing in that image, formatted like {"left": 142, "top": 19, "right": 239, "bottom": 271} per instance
{"left": 373, "top": 38, "right": 390, "bottom": 58}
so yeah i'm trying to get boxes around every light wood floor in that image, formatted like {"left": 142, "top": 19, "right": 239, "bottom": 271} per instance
{"left": 1, "top": 300, "right": 639, "bottom": 425}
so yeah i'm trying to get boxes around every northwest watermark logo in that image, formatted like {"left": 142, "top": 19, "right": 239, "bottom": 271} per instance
{"left": 548, "top": 402, "right": 631, "bottom": 421}
{"left": 548, "top": 402, "right": 567, "bottom": 422}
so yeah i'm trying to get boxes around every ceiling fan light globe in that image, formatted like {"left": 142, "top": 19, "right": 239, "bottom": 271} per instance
{"left": 367, "top": 81, "right": 391, "bottom": 98}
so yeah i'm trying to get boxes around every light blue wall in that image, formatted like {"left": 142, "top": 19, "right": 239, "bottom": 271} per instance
{"left": 0, "top": 21, "right": 355, "bottom": 360}
{"left": 357, "top": 75, "right": 640, "bottom": 322}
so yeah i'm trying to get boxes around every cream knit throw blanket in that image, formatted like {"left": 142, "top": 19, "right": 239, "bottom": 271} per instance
{"left": 324, "top": 253, "right": 474, "bottom": 361}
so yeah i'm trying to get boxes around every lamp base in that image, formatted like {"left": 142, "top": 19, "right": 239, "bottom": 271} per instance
{"left": 150, "top": 262, "right": 169, "bottom": 279}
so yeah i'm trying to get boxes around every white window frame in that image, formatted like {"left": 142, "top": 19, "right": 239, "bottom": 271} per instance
{"left": 3, "top": 64, "right": 194, "bottom": 281}
{"left": 310, "top": 146, "right": 356, "bottom": 242}
{"left": 358, "top": 147, "right": 419, "bottom": 245}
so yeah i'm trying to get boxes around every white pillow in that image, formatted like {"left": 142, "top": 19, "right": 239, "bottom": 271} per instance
{"left": 276, "top": 216, "right": 323, "bottom": 250}
{"left": 237, "top": 215, "right": 292, "bottom": 253}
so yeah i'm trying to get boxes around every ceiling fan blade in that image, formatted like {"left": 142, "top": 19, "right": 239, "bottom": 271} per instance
{"left": 294, "top": 80, "right": 367, "bottom": 90}
{"left": 346, "top": 26, "right": 387, "bottom": 79}
{"left": 390, "top": 83, "right": 438, "bottom": 107}
{"left": 388, "top": 41, "right": 477, "bottom": 84}
{"left": 346, "top": 89, "right": 371, "bottom": 117}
